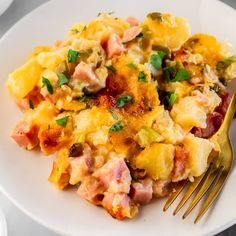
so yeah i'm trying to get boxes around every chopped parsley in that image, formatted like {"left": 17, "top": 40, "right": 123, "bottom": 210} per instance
{"left": 166, "top": 92, "right": 178, "bottom": 106}
{"left": 138, "top": 71, "right": 147, "bottom": 82}
{"left": 56, "top": 116, "right": 69, "bottom": 128}
{"left": 116, "top": 95, "right": 133, "bottom": 108}
{"left": 57, "top": 73, "right": 69, "bottom": 87}
{"left": 171, "top": 69, "right": 190, "bottom": 82}
{"left": 71, "top": 28, "right": 79, "bottom": 33}
{"left": 108, "top": 108, "right": 119, "bottom": 120}
{"left": 150, "top": 51, "right": 166, "bottom": 70}
{"left": 42, "top": 77, "right": 53, "bottom": 95}
{"left": 216, "top": 55, "right": 236, "bottom": 71}
{"left": 127, "top": 62, "right": 137, "bottom": 69}
{"left": 109, "top": 121, "right": 124, "bottom": 132}
{"left": 105, "top": 64, "right": 116, "bottom": 73}
{"left": 29, "top": 99, "right": 34, "bottom": 109}
{"left": 67, "top": 48, "right": 81, "bottom": 63}
{"left": 164, "top": 67, "right": 190, "bottom": 83}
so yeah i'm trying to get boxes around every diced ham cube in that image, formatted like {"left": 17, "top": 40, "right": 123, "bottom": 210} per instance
{"left": 106, "top": 33, "right": 125, "bottom": 59}
{"left": 130, "top": 178, "right": 153, "bottom": 204}
{"left": 72, "top": 62, "right": 105, "bottom": 93}
{"left": 122, "top": 26, "right": 142, "bottom": 43}
{"left": 191, "top": 112, "right": 223, "bottom": 138}
{"left": 126, "top": 16, "right": 139, "bottom": 27}
{"left": 191, "top": 92, "right": 231, "bottom": 138}
{"left": 11, "top": 121, "right": 38, "bottom": 150}
{"left": 153, "top": 180, "right": 171, "bottom": 198}
{"left": 102, "top": 192, "right": 137, "bottom": 220}
{"left": 77, "top": 176, "right": 105, "bottom": 205}
{"left": 172, "top": 144, "right": 190, "bottom": 182}
{"left": 215, "top": 92, "right": 232, "bottom": 116}
{"left": 93, "top": 158, "right": 131, "bottom": 193}
{"left": 69, "top": 145, "right": 94, "bottom": 185}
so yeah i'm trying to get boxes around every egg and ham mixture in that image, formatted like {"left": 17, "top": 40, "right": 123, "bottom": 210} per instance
{"left": 6, "top": 12, "right": 236, "bottom": 220}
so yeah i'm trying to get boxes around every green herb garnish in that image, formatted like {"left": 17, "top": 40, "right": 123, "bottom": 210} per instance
{"left": 56, "top": 116, "right": 69, "bottom": 128}
{"left": 68, "top": 48, "right": 80, "bottom": 63}
{"left": 166, "top": 92, "right": 178, "bottom": 106}
{"left": 109, "top": 121, "right": 124, "bottom": 132}
{"left": 57, "top": 73, "right": 69, "bottom": 87}
{"left": 105, "top": 65, "right": 116, "bottom": 73}
{"left": 108, "top": 108, "right": 119, "bottom": 120}
{"left": 116, "top": 95, "right": 133, "bottom": 108}
{"left": 216, "top": 55, "right": 236, "bottom": 71}
{"left": 42, "top": 77, "right": 53, "bottom": 95}
{"left": 163, "top": 67, "right": 190, "bottom": 83}
{"left": 127, "top": 62, "right": 137, "bottom": 69}
{"left": 71, "top": 28, "right": 79, "bottom": 33}
{"left": 150, "top": 51, "right": 166, "bottom": 70}
{"left": 138, "top": 71, "right": 147, "bottom": 82}
{"left": 29, "top": 99, "right": 34, "bottom": 109}
{"left": 171, "top": 69, "right": 190, "bottom": 82}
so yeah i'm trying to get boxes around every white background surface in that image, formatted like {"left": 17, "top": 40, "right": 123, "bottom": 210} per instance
{"left": 0, "top": 0, "right": 235, "bottom": 235}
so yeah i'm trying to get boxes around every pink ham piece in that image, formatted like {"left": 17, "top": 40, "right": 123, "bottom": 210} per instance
{"left": 172, "top": 144, "right": 190, "bottom": 182}
{"left": 72, "top": 61, "right": 105, "bottom": 93}
{"left": 191, "top": 112, "right": 223, "bottom": 138}
{"left": 131, "top": 178, "right": 153, "bottom": 204}
{"left": 77, "top": 176, "right": 105, "bottom": 205}
{"left": 69, "top": 144, "right": 93, "bottom": 185}
{"left": 102, "top": 192, "right": 137, "bottom": 220}
{"left": 11, "top": 121, "right": 38, "bottom": 150}
{"left": 106, "top": 33, "right": 125, "bottom": 59}
{"left": 122, "top": 26, "right": 142, "bottom": 43}
{"left": 126, "top": 16, "right": 139, "bottom": 27}
{"left": 93, "top": 158, "right": 131, "bottom": 193}
{"left": 191, "top": 92, "right": 231, "bottom": 138}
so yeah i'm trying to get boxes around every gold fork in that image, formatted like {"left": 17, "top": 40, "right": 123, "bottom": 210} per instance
{"left": 163, "top": 92, "right": 236, "bottom": 223}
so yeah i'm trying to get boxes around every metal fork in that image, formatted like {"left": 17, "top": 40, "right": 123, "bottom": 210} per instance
{"left": 163, "top": 92, "right": 236, "bottom": 223}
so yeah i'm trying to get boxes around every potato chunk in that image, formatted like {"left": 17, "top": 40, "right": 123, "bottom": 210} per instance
{"left": 183, "top": 134, "right": 213, "bottom": 177}
{"left": 135, "top": 143, "right": 175, "bottom": 180}
{"left": 6, "top": 57, "right": 42, "bottom": 99}
{"left": 144, "top": 12, "right": 190, "bottom": 50}
{"left": 171, "top": 96, "right": 207, "bottom": 130}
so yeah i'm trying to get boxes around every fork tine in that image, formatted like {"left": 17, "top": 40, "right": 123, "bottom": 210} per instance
{"left": 182, "top": 164, "right": 221, "bottom": 219}
{"left": 173, "top": 170, "right": 208, "bottom": 215}
{"left": 194, "top": 167, "right": 227, "bottom": 224}
{"left": 163, "top": 181, "right": 188, "bottom": 211}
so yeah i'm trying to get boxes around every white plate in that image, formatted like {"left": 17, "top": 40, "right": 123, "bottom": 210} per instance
{"left": 0, "top": 209, "right": 7, "bottom": 236}
{"left": 0, "top": 0, "right": 13, "bottom": 16}
{"left": 0, "top": 0, "right": 235, "bottom": 235}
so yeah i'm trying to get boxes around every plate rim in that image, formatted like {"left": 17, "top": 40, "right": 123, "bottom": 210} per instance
{"left": 0, "top": 0, "right": 236, "bottom": 235}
